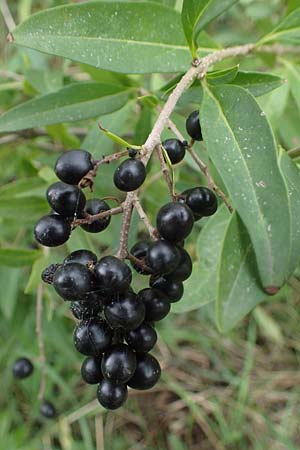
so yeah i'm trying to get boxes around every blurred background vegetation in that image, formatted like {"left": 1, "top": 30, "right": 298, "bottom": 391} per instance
{"left": 1, "top": 0, "right": 300, "bottom": 449}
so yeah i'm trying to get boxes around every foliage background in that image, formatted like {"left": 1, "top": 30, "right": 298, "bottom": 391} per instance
{"left": 1, "top": 0, "right": 300, "bottom": 449}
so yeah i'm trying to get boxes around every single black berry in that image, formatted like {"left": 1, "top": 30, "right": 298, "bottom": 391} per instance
{"left": 55, "top": 149, "right": 94, "bottom": 185}
{"left": 12, "top": 357, "right": 34, "bottom": 379}
{"left": 53, "top": 263, "right": 95, "bottom": 301}
{"left": 178, "top": 189, "right": 202, "bottom": 221}
{"left": 102, "top": 344, "right": 136, "bottom": 384}
{"left": 81, "top": 356, "right": 103, "bottom": 384}
{"left": 114, "top": 158, "right": 146, "bottom": 192}
{"left": 80, "top": 199, "right": 111, "bottom": 233}
{"left": 186, "top": 110, "right": 202, "bottom": 141}
{"left": 94, "top": 256, "right": 132, "bottom": 293}
{"left": 130, "top": 241, "right": 151, "bottom": 275}
{"left": 70, "top": 300, "right": 103, "bottom": 320}
{"left": 146, "top": 240, "right": 180, "bottom": 275}
{"left": 150, "top": 276, "right": 183, "bottom": 303}
{"left": 104, "top": 291, "right": 145, "bottom": 330}
{"left": 128, "top": 353, "right": 161, "bottom": 390}
{"left": 97, "top": 379, "right": 128, "bottom": 410}
{"left": 34, "top": 214, "right": 71, "bottom": 247}
{"left": 46, "top": 182, "right": 86, "bottom": 217}
{"left": 165, "top": 247, "right": 192, "bottom": 282}
{"left": 40, "top": 400, "right": 57, "bottom": 419}
{"left": 64, "top": 249, "right": 97, "bottom": 267}
{"left": 162, "top": 138, "right": 186, "bottom": 164}
{"left": 156, "top": 202, "right": 194, "bottom": 243}
{"left": 125, "top": 322, "right": 157, "bottom": 353}
{"left": 73, "top": 318, "right": 113, "bottom": 356}
{"left": 185, "top": 187, "right": 218, "bottom": 217}
{"left": 138, "top": 288, "right": 170, "bottom": 322}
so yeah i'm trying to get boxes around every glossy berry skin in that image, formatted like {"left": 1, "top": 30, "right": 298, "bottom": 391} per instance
{"left": 70, "top": 300, "right": 103, "bottom": 320}
{"left": 150, "top": 276, "right": 183, "bottom": 303}
{"left": 97, "top": 379, "right": 128, "bottom": 410}
{"left": 186, "top": 110, "right": 202, "bottom": 141}
{"left": 162, "top": 139, "right": 186, "bottom": 164}
{"left": 185, "top": 187, "right": 217, "bottom": 217}
{"left": 34, "top": 214, "right": 71, "bottom": 247}
{"left": 125, "top": 322, "right": 157, "bottom": 353}
{"left": 146, "top": 240, "right": 180, "bottom": 275}
{"left": 53, "top": 263, "right": 95, "bottom": 301}
{"left": 128, "top": 353, "right": 161, "bottom": 390}
{"left": 80, "top": 199, "right": 111, "bottom": 233}
{"left": 138, "top": 288, "right": 170, "bottom": 322}
{"left": 12, "top": 358, "right": 34, "bottom": 379}
{"left": 114, "top": 159, "right": 146, "bottom": 192}
{"left": 156, "top": 202, "right": 194, "bottom": 243}
{"left": 55, "top": 149, "right": 94, "bottom": 185}
{"left": 130, "top": 241, "right": 151, "bottom": 275}
{"left": 81, "top": 356, "right": 103, "bottom": 384}
{"left": 179, "top": 189, "right": 201, "bottom": 221}
{"left": 46, "top": 182, "right": 86, "bottom": 217}
{"left": 166, "top": 247, "right": 192, "bottom": 282}
{"left": 101, "top": 344, "right": 136, "bottom": 384}
{"left": 40, "top": 400, "right": 57, "bottom": 419}
{"left": 94, "top": 256, "right": 132, "bottom": 293}
{"left": 104, "top": 291, "right": 145, "bottom": 330}
{"left": 64, "top": 249, "right": 97, "bottom": 267}
{"left": 73, "top": 318, "right": 113, "bottom": 356}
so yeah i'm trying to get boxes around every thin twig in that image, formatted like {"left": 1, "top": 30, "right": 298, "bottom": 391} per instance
{"left": 166, "top": 118, "right": 185, "bottom": 142}
{"left": 133, "top": 194, "right": 158, "bottom": 240}
{"left": 36, "top": 282, "right": 46, "bottom": 401}
{"left": 126, "top": 253, "right": 153, "bottom": 274}
{"left": 156, "top": 145, "right": 176, "bottom": 200}
{"left": 0, "top": 0, "right": 16, "bottom": 32}
{"left": 287, "top": 146, "right": 300, "bottom": 159}
{"left": 94, "top": 150, "right": 129, "bottom": 169}
{"left": 72, "top": 206, "right": 123, "bottom": 227}
{"left": 95, "top": 415, "right": 104, "bottom": 450}
{"left": 115, "top": 197, "right": 134, "bottom": 259}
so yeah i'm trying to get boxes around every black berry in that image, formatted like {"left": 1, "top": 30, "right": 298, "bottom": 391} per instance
{"left": 70, "top": 300, "right": 103, "bottom": 320}
{"left": 46, "top": 182, "right": 86, "bottom": 217}
{"left": 53, "top": 263, "right": 95, "bottom": 301}
{"left": 12, "top": 357, "right": 34, "bottom": 379}
{"left": 150, "top": 276, "right": 183, "bottom": 303}
{"left": 185, "top": 187, "right": 217, "bottom": 217}
{"left": 114, "top": 159, "right": 146, "bottom": 192}
{"left": 73, "top": 318, "right": 113, "bottom": 356}
{"left": 104, "top": 291, "right": 145, "bottom": 330}
{"left": 162, "top": 139, "right": 186, "bottom": 164}
{"left": 97, "top": 379, "right": 128, "bottom": 410}
{"left": 130, "top": 241, "right": 151, "bottom": 275}
{"left": 128, "top": 353, "right": 161, "bottom": 390}
{"left": 138, "top": 288, "right": 170, "bottom": 322}
{"left": 165, "top": 247, "right": 192, "bottom": 282}
{"left": 125, "top": 322, "right": 157, "bottom": 353}
{"left": 34, "top": 214, "right": 71, "bottom": 247}
{"left": 55, "top": 149, "right": 94, "bottom": 185}
{"left": 94, "top": 256, "right": 132, "bottom": 293}
{"left": 102, "top": 344, "right": 136, "bottom": 384}
{"left": 40, "top": 400, "right": 57, "bottom": 419}
{"left": 81, "top": 356, "right": 103, "bottom": 384}
{"left": 64, "top": 249, "right": 97, "bottom": 267}
{"left": 186, "top": 110, "right": 202, "bottom": 141}
{"left": 146, "top": 240, "right": 180, "bottom": 275}
{"left": 80, "top": 199, "right": 111, "bottom": 233}
{"left": 156, "top": 202, "right": 194, "bottom": 243}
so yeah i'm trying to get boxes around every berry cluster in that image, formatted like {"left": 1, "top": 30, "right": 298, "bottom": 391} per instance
{"left": 34, "top": 110, "right": 218, "bottom": 410}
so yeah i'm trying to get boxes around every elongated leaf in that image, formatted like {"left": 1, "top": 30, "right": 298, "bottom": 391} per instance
{"left": 0, "top": 82, "right": 132, "bottom": 132}
{"left": 229, "top": 71, "right": 285, "bottom": 97}
{"left": 278, "top": 149, "right": 300, "bottom": 277}
{"left": 259, "top": 8, "right": 300, "bottom": 45}
{"left": 173, "top": 206, "right": 231, "bottom": 313}
{"left": 13, "top": 2, "right": 197, "bottom": 74}
{"left": 0, "top": 248, "right": 41, "bottom": 267}
{"left": 207, "top": 65, "right": 239, "bottom": 85}
{"left": 0, "top": 197, "right": 48, "bottom": 219}
{"left": 181, "top": 0, "right": 238, "bottom": 55}
{"left": 216, "top": 212, "right": 266, "bottom": 332}
{"left": 282, "top": 60, "right": 300, "bottom": 114}
{"left": 201, "top": 84, "right": 290, "bottom": 291}
{"left": 0, "top": 268, "right": 22, "bottom": 319}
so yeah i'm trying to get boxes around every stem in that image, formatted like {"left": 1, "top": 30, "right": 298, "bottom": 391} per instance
{"left": 0, "top": 0, "right": 16, "bottom": 32}
{"left": 36, "top": 282, "right": 46, "bottom": 401}
{"left": 156, "top": 145, "right": 176, "bottom": 200}
{"left": 287, "top": 147, "right": 300, "bottom": 159}
{"left": 133, "top": 195, "right": 158, "bottom": 240}
{"left": 72, "top": 206, "right": 123, "bottom": 227}
{"left": 94, "top": 150, "right": 129, "bottom": 169}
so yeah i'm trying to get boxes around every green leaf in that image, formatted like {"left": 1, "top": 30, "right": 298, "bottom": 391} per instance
{"left": 0, "top": 268, "right": 22, "bottom": 319}
{"left": 173, "top": 206, "right": 231, "bottom": 313}
{"left": 13, "top": 2, "right": 197, "bottom": 74}
{"left": 0, "top": 197, "right": 48, "bottom": 219}
{"left": 201, "top": 84, "right": 290, "bottom": 291}
{"left": 0, "top": 248, "right": 41, "bottom": 267}
{"left": 216, "top": 212, "right": 266, "bottom": 332}
{"left": 229, "top": 71, "right": 286, "bottom": 97}
{"left": 181, "top": 0, "right": 238, "bottom": 56}
{"left": 278, "top": 149, "right": 300, "bottom": 277}
{"left": 98, "top": 124, "right": 141, "bottom": 150}
{"left": 0, "top": 82, "right": 132, "bottom": 132}
{"left": 281, "top": 60, "right": 300, "bottom": 114}
{"left": 207, "top": 65, "right": 239, "bottom": 85}
{"left": 259, "top": 8, "right": 300, "bottom": 45}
